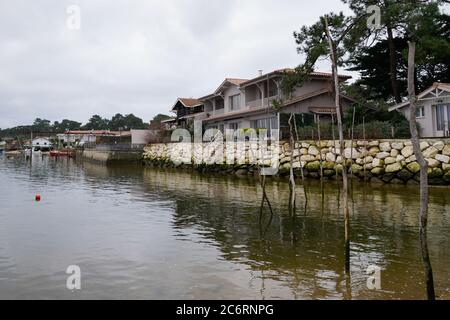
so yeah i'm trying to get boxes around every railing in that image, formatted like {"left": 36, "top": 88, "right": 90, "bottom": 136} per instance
{"left": 213, "top": 108, "right": 225, "bottom": 116}
{"left": 246, "top": 96, "right": 278, "bottom": 108}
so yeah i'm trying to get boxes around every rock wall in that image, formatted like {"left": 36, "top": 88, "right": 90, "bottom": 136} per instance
{"left": 81, "top": 149, "right": 143, "bottom": 164}
{"left": 142, "top": 139, "right": 450, "bottom": 185}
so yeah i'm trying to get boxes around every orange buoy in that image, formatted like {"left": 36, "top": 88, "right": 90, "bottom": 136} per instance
{"left": 35, "top": 194, "right": 41, "bottom": 201}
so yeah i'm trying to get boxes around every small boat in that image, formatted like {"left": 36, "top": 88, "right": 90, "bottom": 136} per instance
{"left": 50, "top": 150, "right": 74, "bottom": 157}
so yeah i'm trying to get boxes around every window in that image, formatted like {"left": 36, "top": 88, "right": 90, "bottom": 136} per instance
{"left": 215, "top": 98, "right": 224, "bottom": 110}
{"left": 415, "top": 106, "right": 425, "bottom": 118}
{"left": 436, "top": 105, "right": 445, "bottom": 131}
{"left": 268, "top": 80, "right": 279, "bottom": 97}
{"left": 252, "top": 117, "right": 279, "bottom": 131}
{"left": 229, "top": 123, "right": 239, "bottom": 131}
{"left": 229, "top": 94, "right": 240, "bottom": 111}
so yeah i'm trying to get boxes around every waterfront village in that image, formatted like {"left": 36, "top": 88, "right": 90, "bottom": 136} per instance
{"left": 1, "top": 68, "right": 450, "bottom": 185}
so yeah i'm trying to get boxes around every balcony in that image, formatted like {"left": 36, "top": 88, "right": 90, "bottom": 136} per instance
{"left": 246, "top": 96, "right": 278, "bottom": 109}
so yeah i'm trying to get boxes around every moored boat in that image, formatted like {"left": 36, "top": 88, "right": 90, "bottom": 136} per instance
{"left": 50, "top": 149, "right": 75, "bottom": 157}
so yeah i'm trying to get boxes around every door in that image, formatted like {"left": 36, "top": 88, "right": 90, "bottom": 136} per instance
{"left": 434, "top": 104, "right": 447, "bottom": 137}
{"left": 447, "top": 105, "right": 450, "bottom": 137}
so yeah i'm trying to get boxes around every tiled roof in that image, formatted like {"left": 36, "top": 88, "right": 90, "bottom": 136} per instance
{"left": 178, "top": 98, "right": 203, "bottom": 108}
{"left": 225, "top": 78, "right": 249, "bottom": 85}
{"left": 239, "top": 69, "right": 352, "bottom": 87}
{"left": 171, "top": 98, "right": 204, "bottom": 111}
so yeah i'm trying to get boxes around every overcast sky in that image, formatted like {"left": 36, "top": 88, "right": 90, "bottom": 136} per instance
{"left": 0, "top": 0, "right": 355, "bottom": 128}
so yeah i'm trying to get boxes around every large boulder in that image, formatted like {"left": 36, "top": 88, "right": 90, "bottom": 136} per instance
{"left": 422, "top": 146, "right": 439, "bottom": 158}
{"left": 405, "top": 155, "right": 417, "bottom": 163}
{"left": 371, "top": 167, "right": 384, "bottom": 175}
{"left": 390, "top": 149, "right": 399, "bottom": 157}
{"left": 435, "top": 154, "right": 450, "bottom": 164}
{"left": 443, "top": 145, "right": 450, "bottom": 156}
{"left": 426, "top": 158, "right": 441, "bottom": 168}
{"left": 344, "top": 148, "right": 361, "bottom": 160}
{"left": 385, "top": 163, "right": 402, "bottom": 173}
{"left": 301, "top": 142, "right": 310, "bottom": 148}
{"left": 433, "top": 141, "right": 445, "bottom": 151}
{"left": 376, "top": 152, "right": 390, "bottom": 159}
{"left": 391, "top": 142, "right": 404, "bottom": 150}
{"left": 323, "top": 161, "right": 335, "bottom": 170}
{"left": 308, "top": 146, "right": 320, "bottom": 156}
{"left": 368, "top": 147, "right": 380, "bottom": 156}
{"left": 351, "top": 164, "right": 363, "bottom": 174}
{"left": 401, "top": 146, "right": 414, "bottom": 158}
{"left": 305, "top": 161, "right": 321, "bottom": 172}
{"left": 379, "top": 142, "right": 392, "bottom": 152}
{"left": 372, "top": 158, "right": 384, "bottom": 167}
{"left": 420, "top": 141, "right": 430, "bottom": 151}
{"left": 300, "top": 155, "right": 316, "bottom": 162}
{"left": 326, "top": 152, "right": 336, "bottom": 162}
{"left": 406, "top": 162, "right": 421, "bottom": 173}
{"left": 364, "top": 156, "right": 374, "bottom": 164}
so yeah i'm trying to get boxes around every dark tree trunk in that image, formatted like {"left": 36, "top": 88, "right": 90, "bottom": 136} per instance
{"left": 387, "top": 25, "right": 402, "bottom": 103}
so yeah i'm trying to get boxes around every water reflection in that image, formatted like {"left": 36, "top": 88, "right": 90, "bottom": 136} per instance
{"left": 0, "top": 155, "right": 449, "bottom": 299}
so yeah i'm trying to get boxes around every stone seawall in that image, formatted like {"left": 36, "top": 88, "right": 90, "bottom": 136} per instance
{"left": 142, "top": 139, "right": 450, "bottom": 185}
{"left": 80, "top": 149, "right": 143, "bottom": 164}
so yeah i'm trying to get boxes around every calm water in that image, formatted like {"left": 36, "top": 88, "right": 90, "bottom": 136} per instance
{"left": 0, "top": 154, "right": 449, "bottom": 300}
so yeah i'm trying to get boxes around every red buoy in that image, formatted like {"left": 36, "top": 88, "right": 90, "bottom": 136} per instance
{"left": 35, "top": 194, "right": 41, "bottom": 201}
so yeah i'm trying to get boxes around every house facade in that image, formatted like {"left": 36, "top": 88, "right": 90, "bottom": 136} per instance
{"left": 389, "top": 83, "right": 450, "bottom": 138}
{"left": 171, "top": 68, "right": 355, "bottom": 138}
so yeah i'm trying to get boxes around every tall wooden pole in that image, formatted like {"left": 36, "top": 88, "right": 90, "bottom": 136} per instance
{"left": 325, "top": 16, "right": 350, "bottom": 274}
{"left": 407, "top": 40, "right": 435, "bottom": 300}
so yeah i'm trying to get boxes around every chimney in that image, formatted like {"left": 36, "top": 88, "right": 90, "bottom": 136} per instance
{"left": 258, "top": 69, "right": 263, "bottom": 76}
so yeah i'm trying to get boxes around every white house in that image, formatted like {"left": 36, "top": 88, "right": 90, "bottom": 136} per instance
{"left": 32, "top": 137, "right": 52, "bottom": 151}
{"left": 389, "top": 82, "right": 450, "bottom": 138}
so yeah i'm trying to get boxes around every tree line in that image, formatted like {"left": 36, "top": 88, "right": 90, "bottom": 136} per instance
{"left": 0, "top": 113, "right": 151, "bottom": 137}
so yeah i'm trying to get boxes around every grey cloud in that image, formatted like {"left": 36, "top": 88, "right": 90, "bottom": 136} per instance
{"left": 0, "top": 0, "right": 352, "bottom": 128}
